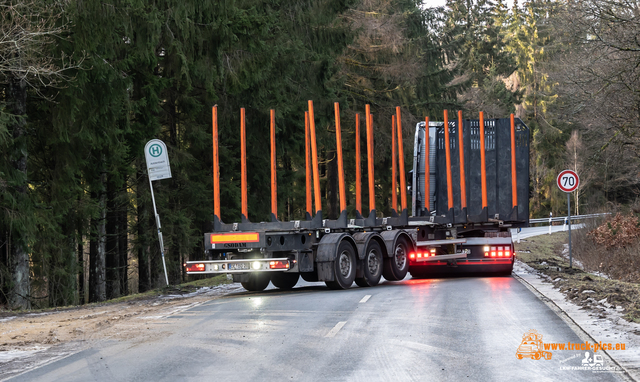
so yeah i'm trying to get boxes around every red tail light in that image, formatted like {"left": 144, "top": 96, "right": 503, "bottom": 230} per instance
{"left": 186, "top": 263, "right": 205, "bottom": 272}
{"left": 409, "top": 253, "right": 416, "bottom": 260}
{"left": 417, "top": 253, "right": 423, "bottom": 258}
{"left": 269, "top": 260, "right": 290, "bottom": 269}
{"left": 505, "top": 250, "right": 511, "bottom": 257}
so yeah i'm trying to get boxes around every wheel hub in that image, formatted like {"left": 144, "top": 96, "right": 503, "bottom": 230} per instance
{"left": 395, "top": 244, "right": 406, "bottom": 269}
{"left": 339, "top": 250, "right": 352, "bottom": 277}
{"left": 367, "top": 249, "right": 379, "bottom": 274}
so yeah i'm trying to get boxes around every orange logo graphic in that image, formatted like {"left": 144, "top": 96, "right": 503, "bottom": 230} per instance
{"left": 516, "top": 330, "right": 553, "bottom": 360}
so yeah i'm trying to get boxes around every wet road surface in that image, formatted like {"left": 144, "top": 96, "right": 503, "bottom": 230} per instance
{"left": 7, "top": 276, "right": 626, "bottom": 382}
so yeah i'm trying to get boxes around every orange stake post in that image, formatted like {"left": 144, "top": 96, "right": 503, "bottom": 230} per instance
{"left": 366, "top": 105, "right": 375, "bottom": 212}
{"left": 479, "top": 112, "right": 487, "bottom": 209}
{"left": 334, "top": 103, "right": 346, "bottom": 213}
{"left": 305, "top": 112, "right": 312, "bottom": 217}
{"left": 270, "top": 109, "right": 277, "bottom": 219}
{"left": 424, "top": 116, "right": 430, "bottom": 211}
{"left": 458, "top": 110, "right": 467, "bottom": 209}
{"left": 308, "top": 101, "right": 322, "bottom": 215}
{"left": 510, "top": 113, "right": 518, "bottom": 207}
{"left": 443, "top": 110, "right": 453, "bottom": 210}
{"left": 240, "top": 108, "right": 248, "bottom": 219}
{"left": 212, "top": 106, "right": 220, "bottom": 218}
{"left": 391, "top": 115, "right": 397, "bottom": 213}
{"left": 396, "top": 106, "right": 407, "bottom": 211}
{"left": 355, "top": 114, "right": 362, "bottom": 214}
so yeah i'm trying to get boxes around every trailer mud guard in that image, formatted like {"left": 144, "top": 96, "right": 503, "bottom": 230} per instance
{"left": 380, "top": 230, "right": 414, "bottom": 280}
{"left": 351, "top": 232, "right": 387, "bottom": 261}
{"left": 379, "top": 230, "right": 413, "bottom": 259}
{"left": 316, "top": 233, "right": 357, "bottom": 282}
{"left": 352, "top": 232, "right": 387, "bottom": 280}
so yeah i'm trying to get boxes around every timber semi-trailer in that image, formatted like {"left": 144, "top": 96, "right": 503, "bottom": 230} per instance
{"left": 185, "top": 102, "right": 529, "bottom": 291}
{"left": 407, "top": 111, "right": 529, "bottom": 278}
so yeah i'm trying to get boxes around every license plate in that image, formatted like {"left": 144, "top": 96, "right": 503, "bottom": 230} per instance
{"left": 228, "top": 262, "right": 250, "bottom": 270}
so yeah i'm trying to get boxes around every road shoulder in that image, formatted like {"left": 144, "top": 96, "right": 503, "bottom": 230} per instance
{"left": 514, "top": 260, "right": 640, "bottom": 381}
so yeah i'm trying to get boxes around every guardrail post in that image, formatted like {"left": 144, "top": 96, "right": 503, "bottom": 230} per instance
{"left": 548, "top": 212, "right": 552, "bottom": 235}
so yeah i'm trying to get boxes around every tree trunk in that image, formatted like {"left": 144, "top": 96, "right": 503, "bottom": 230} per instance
{"left": 89, "top": 154, "right": 107, "bottom": 303}
{"left": 8, "top": 76, "right": 30, "bottom": 310}
{"left": 77, "top": 215, "right": 84, "bottom": 304}
{"left": 119, "top": 199, "right": 128, "bottom": 295}
{"left": 105, "top": 178, "right": 120, "bottom": 299}
{"left": 49, "top": 215, "right": 77, "bottom": 306}
{"left": 137, "top": 168, "right": 151, "bottom": 292}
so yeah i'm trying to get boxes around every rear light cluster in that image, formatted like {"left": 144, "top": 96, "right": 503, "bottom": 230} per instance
{"left": 185, "top": 263, "right": 205, "bottom": 272}
{"left": 269, "top": 260, "right": 290, "bottom": 269}
{"left": 483, "top": 246, "right": 511, "bottom": 258}
{"left": 409, "top": 248, "right": 436, "bottom": 260}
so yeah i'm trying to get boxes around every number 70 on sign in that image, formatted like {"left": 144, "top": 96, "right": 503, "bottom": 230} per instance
{"left": 557, "top": 169, "right": 580, "bottom": 193}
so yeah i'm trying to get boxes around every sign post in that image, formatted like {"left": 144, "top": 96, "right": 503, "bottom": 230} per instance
{"left": 557, "top": 169, "right": 580, "bottom": 268}
{"left": 144, "top": 139, "right": 172, "bottom": 285}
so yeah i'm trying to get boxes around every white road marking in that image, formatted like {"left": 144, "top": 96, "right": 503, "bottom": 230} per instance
{"left": 359, "top": 295, "right": 371, "bottom": 304}
{"left": 325, "top": 321, "right": 347, "bottom": 338}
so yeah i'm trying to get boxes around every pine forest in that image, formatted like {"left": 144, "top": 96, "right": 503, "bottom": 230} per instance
{"left": 1, "top": 0, "right": 638, "bottom": 308}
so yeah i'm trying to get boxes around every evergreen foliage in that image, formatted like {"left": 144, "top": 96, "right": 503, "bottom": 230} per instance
{"left": 1, "top": 0, "right": 630, "bottom": 308}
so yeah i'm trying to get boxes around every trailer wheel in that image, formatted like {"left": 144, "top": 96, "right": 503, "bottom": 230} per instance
{"left": 241, "top": 272, "right": 271, "bottom": 291}
{"left": 355, "top": 241, "right": 383, "bottom": 287}
{"left": 271, "top": 272, "right": 299, "bottom": 290}
{"left": 326, "top": 241, "right": 356, "bottom": 290}
{"left": 382, "top": 237, "right": 410, "bottom": 281}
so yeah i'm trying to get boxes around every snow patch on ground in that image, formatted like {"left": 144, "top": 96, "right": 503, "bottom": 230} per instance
{"left": 0, "top": 346, "right": 47, "bottom": 364}
{"left": 140, "top": 283, "right": 245, "bottom": 319}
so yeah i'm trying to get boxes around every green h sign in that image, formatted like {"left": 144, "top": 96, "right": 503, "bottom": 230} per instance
{"left": 149, "top": 144, "right": 162, "bottom": 157}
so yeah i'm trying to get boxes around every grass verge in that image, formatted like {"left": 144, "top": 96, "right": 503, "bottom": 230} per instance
{"left": 515, "top": 232, "right": 640, "bottom": 323}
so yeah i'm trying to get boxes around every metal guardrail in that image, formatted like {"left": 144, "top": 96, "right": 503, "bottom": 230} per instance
{"left": 529, "top": 213, "right": 610, "bottom": 224}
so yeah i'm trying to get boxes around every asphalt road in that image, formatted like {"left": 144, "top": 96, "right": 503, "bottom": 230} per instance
{"left": 8, "top": 275, "right": 625, "bottom": 382}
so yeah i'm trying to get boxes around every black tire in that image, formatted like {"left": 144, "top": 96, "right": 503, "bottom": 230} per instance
{"left": 382, "top": 237, "right": 410, "bottom": 281}
{"left": 241, "top": 272, "right": 271, "bottom": 291}
{"left": 325, "top": 241, "right": 356, "bottom": 290}
{"left": 271, "top": 272, "right": 300, "bottom": 290}
{"left": 355, "top": 241, "right": 383, "bottom": 287}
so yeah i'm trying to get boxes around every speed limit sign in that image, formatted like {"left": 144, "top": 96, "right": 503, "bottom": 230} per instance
{"left": 557, "top": 169, "right": 580, "bottom": 193}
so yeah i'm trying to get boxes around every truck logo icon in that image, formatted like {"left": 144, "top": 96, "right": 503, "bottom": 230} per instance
{"left": 581, "top": 351, "right": 604, "bottom": 367}
{"left": 516, "top": 330, "right": 552, "bottom": 360}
